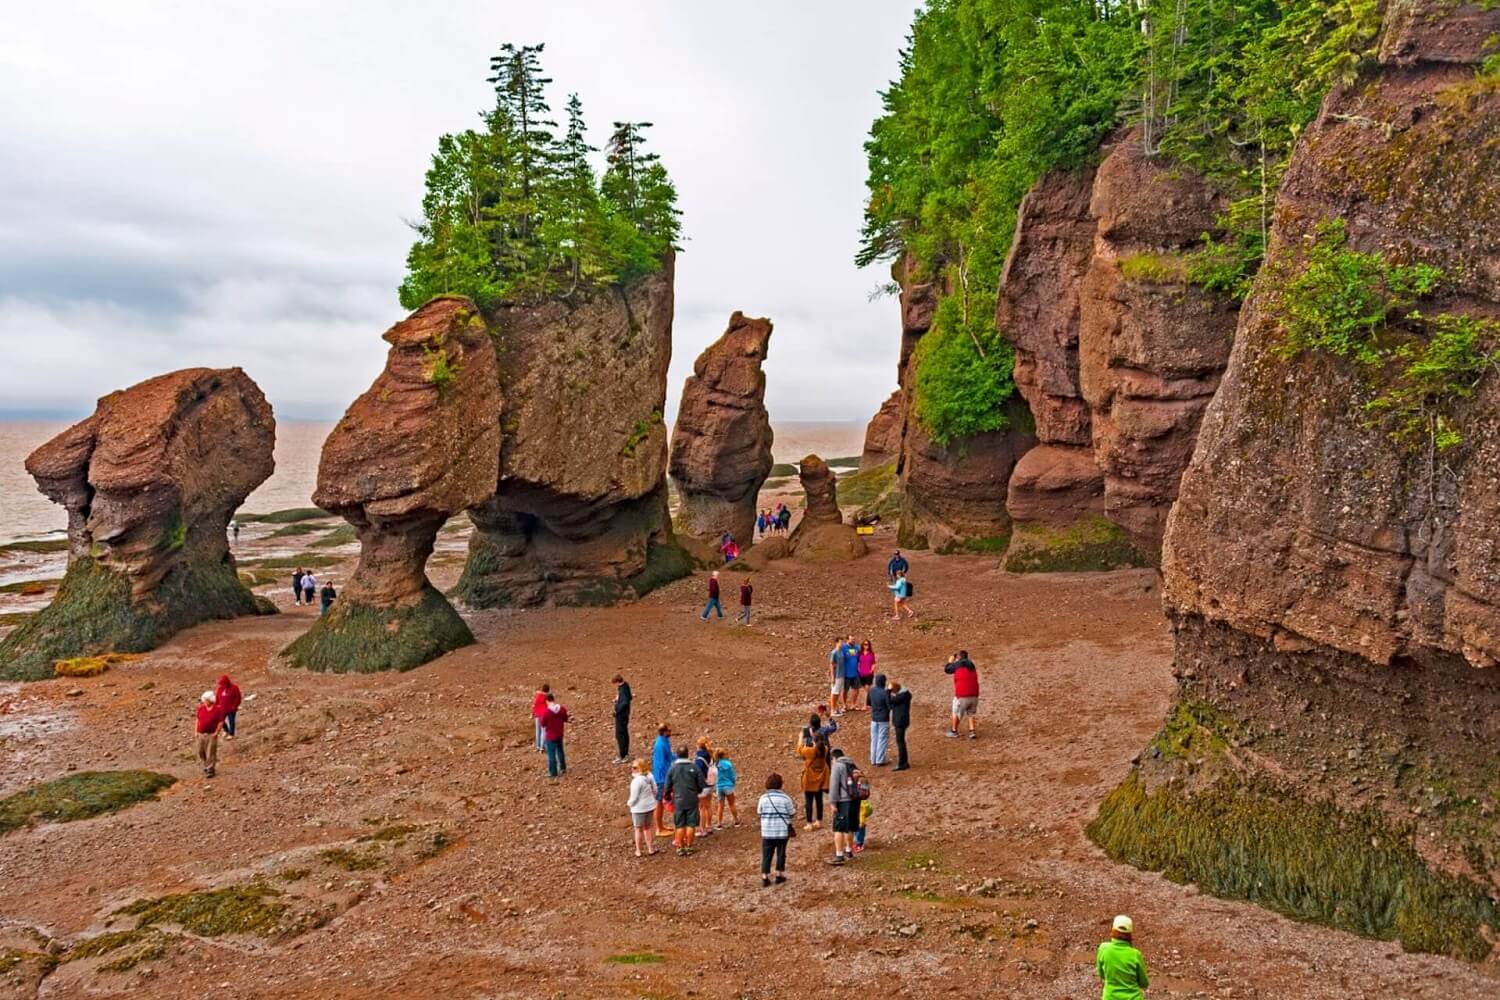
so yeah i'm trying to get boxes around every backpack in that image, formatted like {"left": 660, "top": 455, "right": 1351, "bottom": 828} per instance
{"left": 904, "top": 579, "right": 914, "bottom": 598}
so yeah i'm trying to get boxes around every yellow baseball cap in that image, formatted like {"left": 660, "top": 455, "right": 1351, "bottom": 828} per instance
{"left": 1112, "top": 914, "right": 1133, "bottom": 934}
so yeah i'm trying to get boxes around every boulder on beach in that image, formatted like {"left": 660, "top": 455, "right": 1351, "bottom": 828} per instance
{"left": 0, "top": 368, "right": 275, "bottom": 681}
{"left": 669, "top": 311, "right": 775, "bottom": 545}
{"left": 790, "top": 454, "right": 867, "bottom": 562}
{"left": 283, "top": 297, "right": 499, "bottom": 672}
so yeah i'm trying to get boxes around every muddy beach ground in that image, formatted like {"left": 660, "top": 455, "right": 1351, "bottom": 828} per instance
{"left": 1, "top": 513, "right": 1497, "bottom": 999}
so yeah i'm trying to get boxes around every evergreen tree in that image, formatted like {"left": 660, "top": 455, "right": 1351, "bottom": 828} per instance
{"left": 544, "top": 93, "right": 616, "bottom": 292}
{"left": 603, "top": 121, "right": 680, "bottom": 280}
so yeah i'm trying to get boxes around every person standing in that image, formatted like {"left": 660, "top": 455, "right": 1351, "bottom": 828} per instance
{"left": 301, "top": 570, "right": 317, "bottom": 608}
{"left": 291, "top": 568, "right": 304, "bottom": 606}
{"left": 798, "top": 732, "right": 830, "bottom": 830}
{"left": 1096, "top": 915, "right": 1150, "bottom": 1000}
{"left": 867, "top": 673, "right": 891, "bottom": 766}
{"left": 701, "top": 571, "right": 724, "bottom": 620}
{"left": 195, "top": 690, "right": 223, "bottom": 778}
{"left": 827, "top": 749, "right": 859, "bottom": 865}
{"left": 665, "top": 746, "right": 705, "bottom": 856}
{"left": 531, "top": 684, "right": 551, "bottom": 753}
{"left": 319, "top": 578, "right": 337, "bottom": 615}
{"left": 888, "top": 569, "right": 915, "bottom": 620}
{"left": 945, "top": 651, "right": 980, "bottom": 739}
{"left": 737, "top": 579, "right": 753, "bottom": 626}
{"left": 713, "top": 747, "right": 739, "bottom": 828}
{"left": 612, "top": 674, "right": 633, "bottom": 763}
{"left": 214, "top": 674, "right": 243, "bottom": 740}
{"left": 693, "top": 738, "right": 714, "bottom": 837}
{"left": 651, "top": 724, "right": 674, "bottom": 836}
{"left": 886, "top": 549, "right": 908, "bottom": 581}
{"left": 232, "top": 520, "right": 240, "bottom": 545}
{"left": 856, "top": 640, "right": 877, "bottom": 709}
{"left": 889, "top": 680, "right": 913, "bottom": 770}
{"left": 541, "top": 693, "right": 569, "bottom": 779}
{"left": 626, "top": 759, "right": 659, "bottom": 858}
{"left": 827, "top": 638, "right": 847, "bottom": 716}
{"left": 840, "top": 636, "right": 862, "bottom": 714}
{"left": 756, "top": 772, "right": 797, "bottom": 887}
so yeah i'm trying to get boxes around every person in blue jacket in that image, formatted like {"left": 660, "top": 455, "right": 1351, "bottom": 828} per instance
{"left": 651, "top": 723, "right": 674, "bottom": 837}
{"left": 886, "top": 549, "right": 909, "bottom": 580}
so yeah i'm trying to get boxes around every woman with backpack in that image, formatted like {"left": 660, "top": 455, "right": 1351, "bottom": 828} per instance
{"left": 888, "top": 569, "right": 915, "bottom": 621}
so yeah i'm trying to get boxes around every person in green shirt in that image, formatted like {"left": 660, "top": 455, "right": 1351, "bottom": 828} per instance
{"left": 1096, "top": 914, "right": 1149, "bottom": 999}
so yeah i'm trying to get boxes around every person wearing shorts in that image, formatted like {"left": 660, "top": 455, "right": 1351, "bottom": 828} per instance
{"left": 626, "top": 759, "right": 659, "bottom": 858}
{"left": 828, "top": 639, "right": 848, "bottom": 714}
{"left": 665, "top": 746, "right": 705, "bottom": 856}
{"left": 827, "top": 750, "right": 859, "bottom": 864}
{"left": 839, "top": 636, "right": 862, "bottom": 713}
{"left": 944, "top": 651, "right": 980, "bottom": 739}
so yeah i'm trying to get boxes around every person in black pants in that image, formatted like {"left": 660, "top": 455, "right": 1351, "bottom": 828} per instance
{"left": 612, "top": 674, "right": 632, "bottom": 764}
{"left": 889, "top": 680, "right": 913, "bottom": 770}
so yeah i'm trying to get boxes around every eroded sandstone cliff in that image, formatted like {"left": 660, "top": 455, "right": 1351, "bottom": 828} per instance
{"left": 1091, "top": 1, "right": 1500, "bottom": 960}
{"left": 1, "top": 368, "right": 275, "bottom": 681}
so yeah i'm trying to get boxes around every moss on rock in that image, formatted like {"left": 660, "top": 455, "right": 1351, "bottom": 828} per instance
{"left": 1089, "top": 697, "right": 1500, "bottom": 962}
{"left": 627, "top": 538, "right": 695, "bottom": 597}
{"left": 0, "top": 557, "right": 266, "bottom": 682}
{"left": 117, "top": 883, "right": 290, "bottom": 938}
{"left": 0, "top": 770, "right": 176, "bottom": 835}
{"left": 1003, "top": 516, "right": 1149, "bottom": 573}
{"left": 283, "top": 584, "right": 473, "bottom": 673}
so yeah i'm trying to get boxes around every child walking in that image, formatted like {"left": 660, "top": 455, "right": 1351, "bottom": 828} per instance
{"left": 713, "top": 747, "right": 740, "bottom": 828}
{"left": 854, "top": 795, "right": 873, "bottom": 853}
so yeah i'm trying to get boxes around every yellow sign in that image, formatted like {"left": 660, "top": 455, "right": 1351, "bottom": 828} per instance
{"left": 855, "top": 525, "right": 876, "bottom": 535}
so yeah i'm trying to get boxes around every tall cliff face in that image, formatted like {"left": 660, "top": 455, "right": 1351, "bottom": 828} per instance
{"left": 1, "top": 368, "right": 275, "bottom": 681}
{"left": 1092, "top": 1, "right": 1500, "bottom": 960}
{"left": 668, "top": 311, "right": 774, "bottom": 545}
{"left": 455, "top": 258, "right": 691, "bottom": 607}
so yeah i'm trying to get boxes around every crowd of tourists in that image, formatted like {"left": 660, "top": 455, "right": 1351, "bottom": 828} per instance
{"left": 290, "top": 567, "right": 337, "bottom": 614}
{"left": 757, "top": 504, "right": 792, "bottom": 535}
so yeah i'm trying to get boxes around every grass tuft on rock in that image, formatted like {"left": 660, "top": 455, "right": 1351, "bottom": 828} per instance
{"left": 117, "top": 883, "right": 290, "bottom": 938}
{"left": 604, "top": 951, "right": 665, "bottom": 965}
{"left": 936, "top": 533, "right": 1011, "bottom": 556}
{"left": 283, "top": 583, "right": 474, "bottom": 673}
{"left": 0, "top": 770, "right": 176, "bottom": 835}
{"left": 319, "top": 846, "right": 381, "bottom": 871}
{"left": 1003, "top": 516, "right": 1149, "bottom": 573}
{"left": 0, "top": 556, "right": 264, "bottom": 682}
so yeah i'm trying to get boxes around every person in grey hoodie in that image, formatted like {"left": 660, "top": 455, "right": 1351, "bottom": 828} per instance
{"left": 827, "top": 749, "right": 860, "bottom": 865}
{"left": 867, "top": 674, "right": 892, "bottom": 766}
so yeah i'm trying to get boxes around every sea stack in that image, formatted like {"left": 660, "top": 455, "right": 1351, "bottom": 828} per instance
{"left": 284, "top": 297, "right": 499, "bottom": 672}
{"left": 454, "top": 256, "right": 691, "bottom": 607}
{"left": 0, "top": 368, "right": 275, "bottom": 681}
{"left": 789, "top": 454, "right": 867, "bottom": 562}
{"left": 669, "top": 311, "right": 775, "bottom": 546}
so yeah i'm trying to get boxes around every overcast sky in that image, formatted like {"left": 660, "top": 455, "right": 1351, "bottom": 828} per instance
{"left": 0, "top": 1, "right": 914, "bottom": 423}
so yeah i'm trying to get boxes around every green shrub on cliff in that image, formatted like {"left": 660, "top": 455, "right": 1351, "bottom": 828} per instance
{"left": 399, "top": 44, "right": 680, "bottom": 312}
{"left": 912, "top": 297, "right": 1016, "bottom": 446}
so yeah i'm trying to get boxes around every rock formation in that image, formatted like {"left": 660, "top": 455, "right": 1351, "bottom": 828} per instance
{"left": 668, "top": 311, "right": 774, "bottom": 544}
{"left": 1091, "top": 1, "right": 1500, "bottom": 960}
{"left": 0, "top": 368, "right": 275, "bottom": 681}
{"left": 1078, "top": 133, "right": 1238, "bottom": 553}
{"left": 455, "top": 258, "right": 691, "bottom": 607}
{"left": 859, "top": 390, "right": 903, "bottom": 469}
{"left": 790, "top": 455, "right": 868, "bottom": 561}
{"left": 284, "top": 298, "right": 499, "bottom": 672}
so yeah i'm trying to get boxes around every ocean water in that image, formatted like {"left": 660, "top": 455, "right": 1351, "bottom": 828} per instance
{"left": 0, "top": 419, "right": 866, "bottom": 544}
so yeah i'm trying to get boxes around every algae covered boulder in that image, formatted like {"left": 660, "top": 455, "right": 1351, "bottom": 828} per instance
{"left": 284, "top": 297, "right": 499, "bottom": 672}
{"left": 455, "top": 258, "right": 690, "bottom": 607}
{"left": 0, "top": 368, "right": 275, "bottom": 681}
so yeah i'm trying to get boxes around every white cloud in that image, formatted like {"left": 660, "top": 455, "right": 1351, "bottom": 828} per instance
{"left": 0, "top": 0, "right": 910, "bottom": 422}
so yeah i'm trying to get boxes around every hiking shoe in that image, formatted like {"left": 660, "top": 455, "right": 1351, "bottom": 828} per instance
{"left": 762, "top": 877, "right": 771, "bottom": 888}
{"left": 827, "top": 856, "right": 846, "bottom": 866}
{"left": 969, "top": 732, "right": 977, "bottom": 740}
{"left": 774, "top": 875, "right": 786, "bottom": 884}
{"left": 945, "top": 730, "right": 959, "bottom": 739}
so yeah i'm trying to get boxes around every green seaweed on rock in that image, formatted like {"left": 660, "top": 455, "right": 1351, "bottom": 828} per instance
{"left": 283, "top": 584, "right": 474, "bottom": 673}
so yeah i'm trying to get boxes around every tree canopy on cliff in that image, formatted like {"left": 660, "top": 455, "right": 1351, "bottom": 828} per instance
{"left": 862, "top": 0, "right": 1383, "bottom": 444}
{"left": 399, "top": 43, "right": 682, "bottom": 312}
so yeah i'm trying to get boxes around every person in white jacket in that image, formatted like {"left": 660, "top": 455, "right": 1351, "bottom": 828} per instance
{"left": 627, "top": 758, "right": 659, "bottom": 858}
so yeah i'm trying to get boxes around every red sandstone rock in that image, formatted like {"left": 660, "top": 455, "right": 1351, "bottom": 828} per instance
{"left": 899, "top": 402, "right": 1035, "bottom": 551}
{"left": 2, "top": 368, "right": 275, "bottom": 680}
{"left": 790, "top": 455, "right": 868, "bottom": 562}
{"left": 859, "top": 391, "right": 903, "bottom": 470}
{"left": 1005, "top": 444, "right": 1105, "bottom": 527}
{"left": 669, "top": 312, "right": 774, "bottom": 543}
{"left": 458, "top": 259, "right": 687, "bottom": 607}
{"left": 796, "top": 455, "right": 842, "bottom": 525}
{"left": 1078, "top": 133, "right": 1237, "bottom": 551}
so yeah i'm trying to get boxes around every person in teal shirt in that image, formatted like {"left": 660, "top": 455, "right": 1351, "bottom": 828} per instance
{"left": 1096, "top": 914, "right": 1149, "bottom": 999}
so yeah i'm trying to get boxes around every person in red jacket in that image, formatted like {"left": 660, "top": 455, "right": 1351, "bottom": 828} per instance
{"left": 701, "top": 571, "right": 723, "bottom": 620}
{"left": 944, "top": 651, "right": 980, "bottom": 740}
{"left": 531, "top": 683, "right": 551, "bottom": 753}
{"left": 195, "top": 690, "right": 224, "bottom": 777}
{"left": 215, "top": 674, "right": 243, "bottom": 739}
{"left": 541, "top": 693, "right": 570, "bottom": 779}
